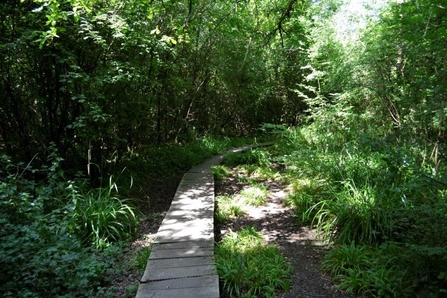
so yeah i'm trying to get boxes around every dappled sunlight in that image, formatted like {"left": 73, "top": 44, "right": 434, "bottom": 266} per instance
{"left": 218, "top": 177, "right": 327, "bottom": 246}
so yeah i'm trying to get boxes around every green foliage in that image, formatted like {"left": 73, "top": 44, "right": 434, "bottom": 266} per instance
{"left": 68, "top": 180, "right": 137, "bottom": 248}
{"left": 1, "top": 0, "right": 308, "bottom": 174}
{"left": 224, "top": 149, "right": 271, "bottom": 168}
{"left": 284, "top": 178, "right": 329, "bottom": 224}
{"left": 0, "top": 219, "right": 124, "bottom": 297}
{"left": 273, "top": 124, "right": 447, "bottom": 296}
{"left": 215, "top": 227, "right": 292, "bottom": 298}
{"left": 133, "top": 246, "right": 152, "bottom": 272}
{"left": 322, "top": 243, "right": 376, "bottom": 277}
{"left": 211, "top": 165, "right": 231, "bottom": 181}
{"left": 240, "top": 183, "right": 269, "bottom": 207}
{"left": 2, "top": 0, "right": 447, "bottom": 296}
{"left": 126, "top": 136, "right": 246, "bottom": 183}
{"left": 215, "top": 195, "right": 246, "bottom": 223}
{"left": 0, "top": 155, "right": 132, "bottom": 297}
{"left": 308, "top": 180, "right": 387, "bottom": 245}
{"left": 323, "top": 242, "right": 447, "bottom": 297}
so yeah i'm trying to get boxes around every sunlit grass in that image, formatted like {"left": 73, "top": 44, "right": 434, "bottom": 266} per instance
{"left": 215, "top": 227, "right": 292, "bottom": 298}
{"left": 215, "top": 195, "right": 246, "bottom": 223}
{"left": 69, "top": 181, "right": 138, "bottom": 248}
{"left": 240, "top": 183, "right": 269, "bottom": 206}
{"left": 211, "top": 165, "right": 230, "bottom": 180}
{"left": 284, "top": 178, "right": 331, "bottom": 224}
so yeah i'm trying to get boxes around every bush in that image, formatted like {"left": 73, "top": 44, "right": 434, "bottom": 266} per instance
{"left": 0, "top": 155, "right": 130, "bottom": 297}
{"left": 0, "top": 209, "right": 125, "bottom": 297}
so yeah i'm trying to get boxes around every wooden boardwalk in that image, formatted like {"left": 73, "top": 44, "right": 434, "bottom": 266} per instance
{"left": 136, "top": 145, "right": 270, "bottom": 298}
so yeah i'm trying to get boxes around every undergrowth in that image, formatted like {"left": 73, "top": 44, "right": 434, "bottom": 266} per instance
{"left": 0, "top": 153, "right": 132, "bottom": 297}
{"left": 213, "top": 146, "right": 292, "bottom": 297}
{"left": 215, "top": 227, "right": 292, "bottom": 298}
{"left": 0, "top": 136, "right": 264, "bottom": 297}
{"left": 273, "top": 124, "right": 447, "bottom": 297}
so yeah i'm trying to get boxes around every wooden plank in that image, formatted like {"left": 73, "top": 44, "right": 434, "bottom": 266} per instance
{"left": 188, "top": 155, "right": 224, "bottom": 172}
{"left": 144, "top": 276, "right": 218, "bottom": 290}
{"left": 179, "top": 172, "right": 213, "bottom": 183}
{"left": 136, "top": 280, "right": 219, "bottom": 298}
{"left": 162, "top": 208, "right": 214, "bottom": 218}
{"left": 149, "top": 247, "right": 214, "bottom": 259}
{"left": 170, "top": 194, "right": 214, "bottom": 203}
{"left": 161, "top": 210, "right": 214, "bottom": 219}
{"left": 156, "top": 218, "right": 213, "bottom": 233}
{"left": 142, "top": 264, "right": 217, "bottom": 281}
{"left": 151, "top": 241, "right": 213, "bottom": 250}
{"left": 168, "top": 198, "right": 214, "bottom": 210}
{"left": 154, "top": 232, "right": 214, "bottom": 244}
{"left": 174, "top": 186, "right": 214, "bottom": 197}
{"left": 142, "top": 256, "right": 215, "bottom": 271}
{"left": 140, "top": 275, "right": 218, "bottom": 290}
{"left": 182, "top": 172, "right": 213, "bottom": 179}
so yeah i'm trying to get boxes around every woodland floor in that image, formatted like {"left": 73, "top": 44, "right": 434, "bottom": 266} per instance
{"left": 110, "top": 168, "right": 351, "bottom": 298}
{"left": 214, "top": 168, "right": 350, "bottom": 298}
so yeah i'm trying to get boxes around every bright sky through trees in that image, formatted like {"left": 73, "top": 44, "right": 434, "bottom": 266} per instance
{"left": 334, "top": 0, "right": 388, "bottom": 43}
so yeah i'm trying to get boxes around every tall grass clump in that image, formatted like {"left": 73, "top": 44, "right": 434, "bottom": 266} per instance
{"left": 308, "top": 180, "right": 388, "bottom": 245}
{"left": 240, "top": 182, "right": 269, "bottom": 206}
{"left": 215, "top": 227, "right": 292, "bottom": 297}
{"left": 284, "top": 178, "right": 330, "bottom": 224}
{"left": 215, "top": 195, "right": 246, "bottom": 223}
{"left": 322, "top": 241, "right": 447, "bottom": 297}
{"left": 211, "top": 165, "right": 231, "bottom": 180}
{"left": 322, "top": 243, "right": 401, "bottom": 297}
{"left": 68, "top": 179, "right": 138, "bottom": 248}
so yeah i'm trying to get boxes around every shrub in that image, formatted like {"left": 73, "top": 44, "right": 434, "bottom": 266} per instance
{"left": 0, "top": 155, "right": 129, "bottom": 297}
{"left": 0, "top": 209, "right": 124, "bottom": 297}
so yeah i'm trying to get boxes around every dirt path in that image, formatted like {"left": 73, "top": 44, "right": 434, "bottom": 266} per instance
{"left": 215, "top": 169, "right": 350, "bottom": 298}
